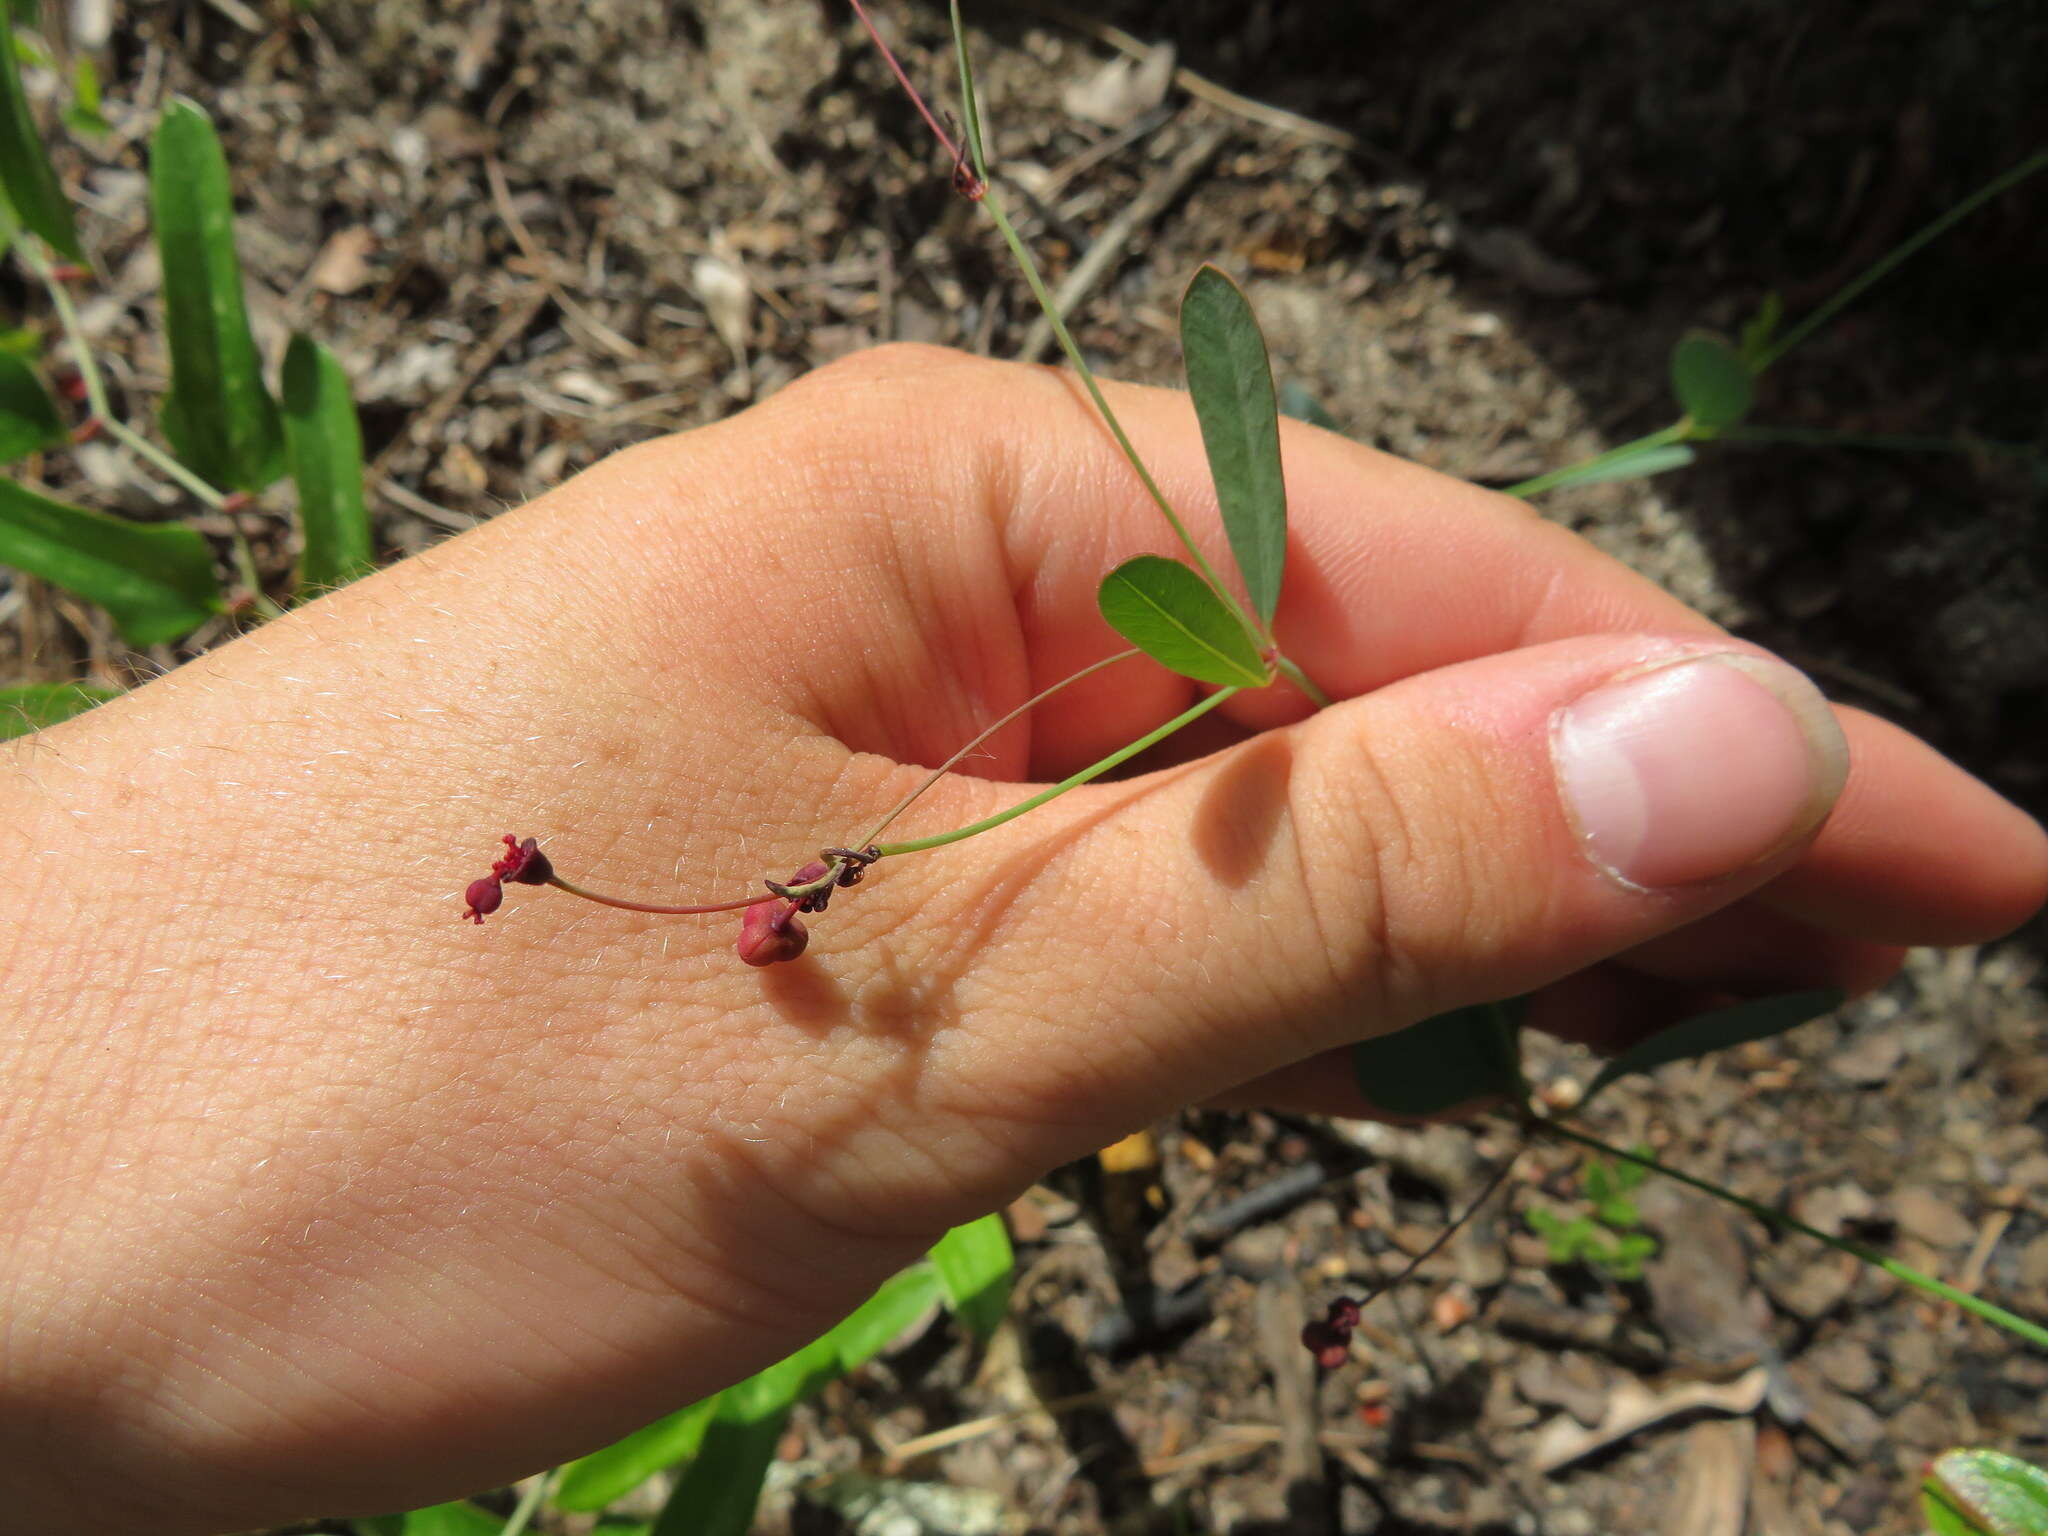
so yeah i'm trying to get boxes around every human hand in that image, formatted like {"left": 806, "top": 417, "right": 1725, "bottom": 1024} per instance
{"left": 3, "top": 346, "right": 2040, "bottom": 1532}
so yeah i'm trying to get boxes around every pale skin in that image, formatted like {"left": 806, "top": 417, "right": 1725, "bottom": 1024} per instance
{"left": 3, "top": 346, "right": 2043, "bottom": 1534}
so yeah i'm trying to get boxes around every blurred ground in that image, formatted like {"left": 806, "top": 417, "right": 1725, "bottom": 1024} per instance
{"left": 4, "top": 1, "right": 2045, "bottom": 1532}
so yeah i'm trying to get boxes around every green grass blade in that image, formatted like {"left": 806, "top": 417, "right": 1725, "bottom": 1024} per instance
{"left": 929, "top": 1214, "right": 1013, "bottom": 1339}
{"left": 0, "top": 350, "right": 63, "bottom": 462}
{"left": 1578, "top": 988, "right": 1842, "bottom": 1112}
{"left": 0, "top": 1, "right": 80, "bottom": 257}
{"left": 1351, "top": 996, "right": 1527, "bottom": 1118}
{"left": 0, "top": 679, "right": 116, "bottom": 738}
{"left": 150, "top": 98, "right": 284, "bottom": 493}
{"left": 827, "top": 1261, "right": 943, "bottom": 1371}
{"left": 948, "top": 0, "right": 984, "bottom": 175}
{"left": 1180, "top": 265, "right": 1287, "bottom": 628}
{"left": 390, "top": 1501, "right": 504, "bottom": 1536}
{"left": 1098, "top": 554, "right": 1268, "bottom": 689}
{"left": 551, "top": 1395, "right": 721, "bottom": 1513}
{"left": 282, "top": 333, "right": 373, "bottom": 592}
{"left": 0, "top": 478, "right": 222, "bottom": 644}
{"left": 649, "top": 1400, "right": 790, "bottom": 1536}
{"left": 1668, "top": 331, "right": 1754, "bottom": 435}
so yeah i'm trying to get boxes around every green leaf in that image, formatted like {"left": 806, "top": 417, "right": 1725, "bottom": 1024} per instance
{"left": 0, "top": 679, "right": 115, "bottom": 738}
{"left": 151, "top": 97, "right": 284, "bottom": 493}
{"left": 1606, "top": 1232, "right": 1657, "bottom": 1281}
{"left": 391, "top": 1501, "right": 504, "bottom": 1536}
{"left": 825, "top": 1261, "right": 942, "bottom": 1372}
{"left": 929, "top": 1214, "right": 1013, "bottom": 1339}
{"left": 281, "top": 333, "right": 373, "bottom": 592}
{"left": 1351, "top": 995, "right": 1527, "bottom": 1118}
{"left": 552, "top": 1395, "right": 722, "bottom": 1513}
{"left": 1738, "top": 292, "right": 1782, "bottom": 368}
{"left": 650, "top": 1398, "right": 789, "bottom": 1536}
{"left": 1594, "top": 1195, "right": 1640, "bottom": 1231}
{"left": 1579, "top": 988, "right": 1843, "bottom": 1111}
{"left": 1923, "top": 1449, "right": 2048, "bottom": 1536}
{"left": 0, "top": 2, "right": 81, "bottom": 258}
{"left": 0, "top": 478, "right": 223, "bottom": 644}
{"left": 0, "top": 350, "right": 63, "bottom": 462}
{"left": 1669, "top": 331, "right": 1755, "bottom": 436}
{"left": 1539, "top": 442, "right": 1697, "bottom": 491}
{"left": 1181, "top": 265, "right": 1287, "bottom": 626}
{"left": 62, "top": 57, "right": 108, "bottom": 139}
{"left": 1097, "top": 555, "right": 1268, "bottom": 689}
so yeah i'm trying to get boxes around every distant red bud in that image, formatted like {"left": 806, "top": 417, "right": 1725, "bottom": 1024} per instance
{"left": 738, "top": 898, "right": 808, "bottom": 966}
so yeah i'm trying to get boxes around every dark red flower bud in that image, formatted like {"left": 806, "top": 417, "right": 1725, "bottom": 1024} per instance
{"left": 1301, "top": 1296, "right": 1362, "bottom": 1368}
{"left": 464, "top": 877, "right": 504, "bottom": 923}
{"left": 738, "top": 898, "right": 808, "bottom": 966}
{"left": 1299, "top": 1321, "right": 1351, "bottom": 1370}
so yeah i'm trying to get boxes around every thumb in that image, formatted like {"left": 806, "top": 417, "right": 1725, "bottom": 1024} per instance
{"left": 940, "top": 635, "right": 1849, "bottom": 1129}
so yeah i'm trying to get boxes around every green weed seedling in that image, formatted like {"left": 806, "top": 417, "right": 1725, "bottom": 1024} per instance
{"left": 1523, "top": 1151, "right": 1658, "bottom": 1283}
{"left": 0, "top": 11, "right": 373, "bottom": 740}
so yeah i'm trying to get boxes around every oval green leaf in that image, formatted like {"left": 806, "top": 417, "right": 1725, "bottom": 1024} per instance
{"left": 1923, "top": 1450, "right": 2048, "bottom": 1536}
{"left": 1181, "top": 264, "right": 1287, "bottom": 626}
{"left": 1351, "top": 996, "right": 1528, "bottom": 1118}
{"left": 826, "top": 1261, "right": 942, "bottom": 1372}
{"left": 929, "top": 1213, "right": 1014, "bottom": 1340}
{"left": 0, "top": 350, "right": 63, "bottom": 463}
{"left": 0, "top": 478, "right": 222, "bottom": 645}
{"left": 151, "top": 98, "right": 284, "bottom": 493}
{"left": 1669, "top": 331, "right": 1755, "bottom": 435}
{"left": 0, "top": 679, "right": 116, "bottom": 739}
{"left": 1098, "top": 554, "right": 1268, "bottom": 689}
{"left": 0, "top": 3, "right": 81, "bottom": 258}
{"left": 1579, "top": 988, "right": 1842, "bottom": 1111}
{"left": 282, "top": 333, "right": 373, "bottom": 593}
{"left": 387, "top": 1502, "right": 504, "bottom": 1536}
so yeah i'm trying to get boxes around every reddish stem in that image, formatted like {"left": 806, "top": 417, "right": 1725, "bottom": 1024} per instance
{"left": 846, "top": 0, "right": 966, "bottom": 168}
{"left": 544, "top": 877, "right": 765, "bottom": 916}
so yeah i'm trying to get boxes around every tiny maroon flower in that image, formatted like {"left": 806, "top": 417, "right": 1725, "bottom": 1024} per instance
{"left": 492, "top": 834, "right": 554, "bottom": 886}
{"left": 463, "top": 877, "right": 504, "bottom": 923}
{"left": 1301, "top": 1295, "right": 1362, "bottom": 1369}
{"left": 737, "top": 898, "right": 808, "bottom": 966}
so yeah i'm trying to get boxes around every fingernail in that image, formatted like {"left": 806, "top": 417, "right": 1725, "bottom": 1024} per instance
{"left": 1553, "top": 653, "right": 1849, "bottom": 889}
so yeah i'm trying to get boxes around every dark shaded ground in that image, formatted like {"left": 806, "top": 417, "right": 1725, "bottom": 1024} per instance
{"left": 3, "top": 2, "right": 2044, "bottom": 1532}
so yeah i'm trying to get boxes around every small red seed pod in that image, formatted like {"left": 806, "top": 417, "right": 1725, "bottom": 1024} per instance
{"left": 737, "top": 898, "right": 808, "bottom": 966}
{"left": 463, "top": 877, "right": 504, "bottom": 923}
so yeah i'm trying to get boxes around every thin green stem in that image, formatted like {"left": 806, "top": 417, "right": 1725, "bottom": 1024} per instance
{"left": 1757, "top": 146, "right": 2048, "bottom": 374}
{"left": 856, "top": 647, "right": 1142, "bottom": 849}
{"left": 877, "top": 685, "right": 1240, "bottom": 856}
{"left": 1273, "top": 654, "right": 1332, "bottom": 710}
{"left": 978, "top": 189, "right": 1261, "bottom": 634}
{"left": 498, "top": 1471, "right": 550, "bottom": 1536}
{"left": 1501, "top": 421, "right": 1691, "bottom": 500}
{"left": 1537, "top": 1117, "right": 2048, "bottom": 1351}
{"left": 27, "top": 242, "right": 229, "bottom": 512}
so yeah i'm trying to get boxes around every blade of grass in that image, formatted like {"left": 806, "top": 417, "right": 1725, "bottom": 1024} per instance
{"left": 0, "top": 0, "right": 82, "bottom": 257}
{"left": 281, "top": 333, "right": 374, "bottom": 592}
{"left": 151, "top": 98, "right": 285, "bottom": 493}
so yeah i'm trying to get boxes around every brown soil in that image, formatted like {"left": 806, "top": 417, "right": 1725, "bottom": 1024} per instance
{"left": 5, "top": 2, "right": 2044, "bottom": 1532}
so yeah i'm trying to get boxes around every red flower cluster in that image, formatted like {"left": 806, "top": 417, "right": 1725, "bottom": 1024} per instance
{"left": 1300, "top": 1295, "right": 1362, "bottom": 1369}
{"left": 462, "top": 835, "right": 554, "bottom": 923}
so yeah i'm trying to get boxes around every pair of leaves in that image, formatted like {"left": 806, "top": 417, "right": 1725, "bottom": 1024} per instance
{"left": 1096, "top": 266, "right": 1283, "bottom": 690}
{"left": 543, "top": 1214, "right": 1013, "bottom": 1534}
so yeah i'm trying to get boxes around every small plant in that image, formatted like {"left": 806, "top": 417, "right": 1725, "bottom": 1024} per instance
{"left": 0, "top": 9, "right": 373, "bottom": 741}
{"left": 1522, "top": 1150, "right": 1658, "bottom": 1282}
